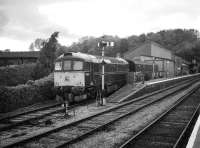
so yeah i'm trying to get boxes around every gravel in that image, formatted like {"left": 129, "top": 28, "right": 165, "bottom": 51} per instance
{"left": 68, "top": 82, "right": 200, "bottom": 148}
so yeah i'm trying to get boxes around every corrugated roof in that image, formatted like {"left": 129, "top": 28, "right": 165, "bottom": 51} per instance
{"left": 0, "top": 51, "right": 40, "bottom": 58}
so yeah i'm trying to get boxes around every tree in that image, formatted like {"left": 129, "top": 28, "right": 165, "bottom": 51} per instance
{"left": 29, "top": 43, "right": 35, "bottom": 51}
{"left": 29, "top": 38, "right": 46, "bottom": 51}
{"left": 34, "top": 38, "right": 46, "bottom": 49}
{"left": 32, "top": 32, "right": 59, "bottom": 79}
{"left": 4, "top": 49, "right": 10, "bottom": 52}
{"left": 119, "top": 38, "right": 128, "bottom": 54}
{"left": 55, "top": 44, "right": 71, "bottom": 57}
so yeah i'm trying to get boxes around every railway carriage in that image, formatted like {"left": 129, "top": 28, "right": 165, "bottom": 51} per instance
{"left": 134, "top": 61, "right": 159, "bottom": 80}
{"left": 126, "top": 60, "right": 158, "bottom": 81}
{"left": 54, "top": 52, "right": 129, "bottom": 103}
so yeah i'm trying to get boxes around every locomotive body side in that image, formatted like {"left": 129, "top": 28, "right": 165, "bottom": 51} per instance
{"left": 92, "top": 62, "right": 129, "bottom": 94}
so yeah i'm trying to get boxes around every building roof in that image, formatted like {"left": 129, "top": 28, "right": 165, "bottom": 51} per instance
{"left": 124, "top": 41, "right": 172, "bottom": 60}
{"left": 0, "top": 51, "right": 40, "bottom": 58}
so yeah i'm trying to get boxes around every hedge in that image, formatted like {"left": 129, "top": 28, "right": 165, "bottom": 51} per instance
{"left": 0, "top": 63, "right": 36, "bottom": 86}
{"left": 0, "top": 74, "right": 56, "bottom": 113}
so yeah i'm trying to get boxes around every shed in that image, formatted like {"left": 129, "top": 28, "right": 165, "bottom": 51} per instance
{"left": 0, "top": 51, "right": 39, "bottom": 66}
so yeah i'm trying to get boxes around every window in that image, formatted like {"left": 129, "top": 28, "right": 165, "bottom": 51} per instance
{"left": 94, "top": 63, "right": 100, "bottom": 72}
{"left": 73, "top": 61, "right": 83, "bottom": 70}
{"left": 63, "top": 60, "right": 71, "bottom": 70}
{"left": 55, "top": 62, "right": 62, "bottom": 71}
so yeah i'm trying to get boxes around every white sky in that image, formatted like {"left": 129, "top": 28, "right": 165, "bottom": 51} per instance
{"left": 0, "top": 0, "right": 200, "bottom": 51}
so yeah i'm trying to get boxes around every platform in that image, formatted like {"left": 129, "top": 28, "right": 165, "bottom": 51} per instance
{"left": 107, "top": 74, "right": 200, "bottom": 103}
{"left": 107, "top": 77, "right": 168, "bottom": 103}
{"left": 186, "top": 115, "right": 200, "bottom": 148}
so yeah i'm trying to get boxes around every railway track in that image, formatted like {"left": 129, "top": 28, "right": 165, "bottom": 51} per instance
{"left": 0, "top": 105, "right": 64, "bottom": 132}
{"left": 0, "top": 98, "right": 97, "bottom": 133}
{"left": 0, "top": 77, "right": 195, "bottom": 133}
{"left": 119, "top": 82, "right": 200, "bottom": 148}
{"left": 0, "top": 101, "right": 61, "bottom": 123}
{"left": 1, "top": 78, "right": 199, "bottom": 148}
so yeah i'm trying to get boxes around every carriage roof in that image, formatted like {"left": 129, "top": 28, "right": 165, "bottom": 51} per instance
{"left": 56, "top": 52, "right": 128, "bottom": 65}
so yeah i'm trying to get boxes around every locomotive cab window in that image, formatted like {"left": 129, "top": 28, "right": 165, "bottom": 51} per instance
{"left": 63, "top": 60, "right": 72, "bottom": 70}
{"left": 55, "top": 62, "right": 62, "bottom": 71}
{"left": 73, "top": 61, "right": 83, "bottom": 70}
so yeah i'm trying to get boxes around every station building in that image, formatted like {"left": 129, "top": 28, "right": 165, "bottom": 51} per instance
{"left": 124, "top": 41, "right": 177, "bottom": 78}
{"left": 0, "top": 51, "right": 39, "bottom": 67}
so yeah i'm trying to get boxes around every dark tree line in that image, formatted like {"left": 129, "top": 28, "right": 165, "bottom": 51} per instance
{"left": 55, "top": 29, "right": 200, "bottom": 62}
{"left": 31, "top": 29, "right": 200, "bottom": 79}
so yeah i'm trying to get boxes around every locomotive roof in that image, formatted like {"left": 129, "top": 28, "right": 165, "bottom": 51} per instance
{"left": 56, "top": 52, "right": 128, "bottom": 65}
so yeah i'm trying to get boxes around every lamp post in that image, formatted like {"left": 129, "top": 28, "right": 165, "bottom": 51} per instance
{"left": 98, "top": 38, "right": 114, "bottom": 105}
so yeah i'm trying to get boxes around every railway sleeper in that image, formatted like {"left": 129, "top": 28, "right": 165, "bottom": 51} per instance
{"left": 159, "top": 121, "right": 186, "bottom": 126}
{"left": 50, "top": 131, "right": 78, "bottom": 139}
{"left": 161, "top": 115, "right": 193, "bottom": 123}
{"left": 145, "top": 131, "right": 183, "bottom": 140}
{"left": 140, "top": 134, "right": 176, "bottom": 144}
{"left": 164, "top": 113, "right": 194, "bottom": 119}
{"left": 129, "top": 137, "right": 174, "bottom": 148}
{"left": 76, "top": 122, "right": 102, "bottom": 128}
{"left": 146, "top": 127, "right": 184, "bottom": 137}
{"left": 37, "top": 137, "right": 64, "bottom": 147}
{"left": 48, "top": 134, "right": 74, "bottom": 142}
{"left": 175, "top": 106, "right": 197, "bottom": 111}
{"left": 75, "top": 125, "right": 95, "bottom": 131}
{"left": 81, "top": 120, "right": 105, "bottom": 126}
{"left": 165, "top": 110, "right": 194, "bottom": 115}
{"left": 89, "top": 117, "right": 111, "bottom": 124}
{"left": 9, "top": 118, "right": 25, "bottom": 122}
{"left": 108, "top": 110, "right": 129, "bottom": 115}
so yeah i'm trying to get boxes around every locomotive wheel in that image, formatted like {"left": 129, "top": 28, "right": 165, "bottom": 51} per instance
{"left": 68, "top": 93, "right": 75, "bottom": 103}
{"left": 87, "top": 87, "right": 97, "bottom": 99}
{"left": 64, "top": 92, "right": 74, "bottom": 104}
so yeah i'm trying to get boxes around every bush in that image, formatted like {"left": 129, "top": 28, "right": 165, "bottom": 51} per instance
{"left": 0, "top": 63, "right": 36, "bottom": 86}
{"left": 0, "top": 74, "right": 56, "bottom": 113}
{"left": 31, "top": 62, "right": 50, "bottom": 80}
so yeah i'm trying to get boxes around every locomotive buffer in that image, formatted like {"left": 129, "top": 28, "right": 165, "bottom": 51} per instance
{"left": 98, "top": 39, "right": 114, "bottom": 105}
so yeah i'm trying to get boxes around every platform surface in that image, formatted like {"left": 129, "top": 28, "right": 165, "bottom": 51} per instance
{"left": 187, "top": 115, "right": 200, "bottom": 148}
{"left": 107, "top": 77, "right": 169, "bottom": 103}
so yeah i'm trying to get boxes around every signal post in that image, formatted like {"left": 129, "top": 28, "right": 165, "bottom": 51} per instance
{"left": 98, "top": 37, "right": 114, "bottom": 106}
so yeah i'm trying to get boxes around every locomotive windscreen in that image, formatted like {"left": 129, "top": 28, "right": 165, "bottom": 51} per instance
{"left": 63, "top": 60, "right": 83, "bottom": 71}
{"left": 64, "top": 60, "right": 72, "bottom": 70}
{"left": 73, "top": 61, "right": 83, "bottom": 70}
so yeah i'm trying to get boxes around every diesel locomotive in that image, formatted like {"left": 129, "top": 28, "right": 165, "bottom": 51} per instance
{"left": 54, "top": 52, "right": 129, "bottom": 103}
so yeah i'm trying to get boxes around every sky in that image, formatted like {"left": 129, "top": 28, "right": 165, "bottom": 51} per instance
{"left": 0, "top": 0, "right": 200, "bottom": 51}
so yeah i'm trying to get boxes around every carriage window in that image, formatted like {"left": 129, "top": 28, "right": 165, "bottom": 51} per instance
{"left": 63, "top": 60, "right": 71, "bottom": 70}
{"left": 73, "top": 61, "right": 83, "bottom": 70}
{"left": 55, "top": 62, "right": 62, "bottom": 71}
